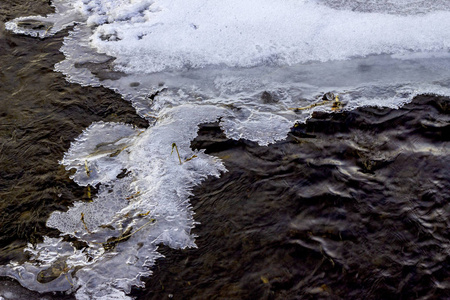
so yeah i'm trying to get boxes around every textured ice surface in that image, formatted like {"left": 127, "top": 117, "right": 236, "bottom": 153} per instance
{"left": 47, "top": 0, "right": 450, "bottom": 129}
{"left": 3, "top": 0, "right": 450, "bottom": 299}
{"left": 315, "top": 0, "right": 450, "bottom": 15}
{"left": 1, "top": 106, "right": 227, "bottom": 299}
{"left": 61, "top": 121, "right": 142, "bottom": 186}
{"left": 51, "top": 0, "right": 450, "bottom": 75}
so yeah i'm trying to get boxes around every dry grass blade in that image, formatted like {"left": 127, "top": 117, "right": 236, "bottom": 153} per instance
{"left": 171, "top": 143, "right": 182, "bottom": 165}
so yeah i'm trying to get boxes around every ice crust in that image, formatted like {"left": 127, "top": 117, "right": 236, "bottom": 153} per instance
{"left": 61, "top": 121, "right": 142, "bottom": 186}
{"left": 7, "top": 0, "right": 450, "bottom": 70}
{"left": 3, "top": 0, "right": 450, "bottom": 299}
{"left": 89, "top": 2, "right": 450, "bottom": 74}
{"left": 2, "top": 106, "right": 227, "bottom": 299}
{"left": 316, "top": 0, "right": 450, "bottom": 15}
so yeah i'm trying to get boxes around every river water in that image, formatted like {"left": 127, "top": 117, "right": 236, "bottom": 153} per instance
{"left": 0, "top": 1, "right": 449, "bottom": 299}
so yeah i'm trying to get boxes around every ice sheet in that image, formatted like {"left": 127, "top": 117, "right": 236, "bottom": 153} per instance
{"left": 3, "top": 0, "right": 450, "bottom": 299}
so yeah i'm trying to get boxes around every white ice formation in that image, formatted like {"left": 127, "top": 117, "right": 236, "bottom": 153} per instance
{"left": 2, "top": 0, "right": 450, "bottom": 299}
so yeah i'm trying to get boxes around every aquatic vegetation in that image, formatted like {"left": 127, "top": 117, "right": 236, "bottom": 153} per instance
{"left": 331, "top": 95, "right": 343, "bottom": 112}
{"left": 101, "top": 218, "right": 156, "bottom": 252}
{"left": 80, "top": 212, "right": 92, "bottom": 234}
{"left": 84, "top": 160, "right": 90, "bottom": 177}
{"left": 290, "top": 93, "right": 344, "bottom": 112}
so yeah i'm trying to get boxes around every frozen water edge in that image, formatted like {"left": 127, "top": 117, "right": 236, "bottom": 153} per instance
{"left": 1, "top": 105, "right": 228, "bottom": 299}
{"left": 3, "top": 0, "right": 450, "bottom": 299}
{"left": 54, "top": 23, "right": 450, "bottom": 143}
{"left": 4, "top": 0, "right": 81, "bottom": 38}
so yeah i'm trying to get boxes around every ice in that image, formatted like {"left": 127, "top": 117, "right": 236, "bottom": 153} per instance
{"left": 8, "top": 1, "right": 450, "bottom": 71}
{"left": 76, "top": 0, "right": 450, "bottom": 74}
{"left": 5, "top": 0, "right": 81, "bottom": 38}
{"left": 61, "top": 121, "right": 142, "bottom": 186}
{"left": 1, "top": 105, "right": 227, "bottom": 299}
{"left": 220, "top": 109, "right": 293, "bottom": 146}
{"left": 315, "top": 0, "right": 450, "bottom": 15}
{"left": 3, "top": 0, "right": 450, "bottom": 299}
{"left": 101, "top": 3, "right": 448, "bottom": 74}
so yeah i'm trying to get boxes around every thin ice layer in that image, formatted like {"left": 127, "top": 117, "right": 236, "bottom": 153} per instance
{"left": 53, "top": 22, "right": 450, "bottom": 144}
{"left": 47, "top": 0, "right": 450, "bottom": 140}
{"left": 62, "top": 121, "right": 142, "bottom": 186}
{"left": 1, "top": 105, "right": 227, "bottom": 299}
{"left": 5, "top": 0, "right": 81, "bottom": 38}
{"left": 7, "top": 0, "right": 450, "bottom": 141}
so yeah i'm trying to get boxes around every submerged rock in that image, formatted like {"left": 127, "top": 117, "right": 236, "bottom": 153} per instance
{"left": 16, "top": 19, "right": 53, "bottom": 31}
{"left": 322, "top": 92, "right": 335, "bottom": 101}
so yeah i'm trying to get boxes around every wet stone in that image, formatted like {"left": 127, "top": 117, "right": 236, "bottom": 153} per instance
{"left": 260, "top": 91, "right": 278, "bottom": 104}
{"left": 16, "top": 19, "right": 53, "bottom": 31}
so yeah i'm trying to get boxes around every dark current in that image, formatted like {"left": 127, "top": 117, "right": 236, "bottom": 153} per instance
{"left": 1, "top": 1, "right": 449, "bottom": 299}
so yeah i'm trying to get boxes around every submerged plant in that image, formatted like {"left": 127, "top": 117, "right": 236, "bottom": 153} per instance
{"left": 102, "top": 218, "right": 156, "bottom": 252}
{"left": 80, "top": 212, "right": 92, "bottom": 234}
{"left": 331, "top": 95, "right": 343, "bottom": 111}
{"left": 290, "top": 93, "right": 343, "bottom": 112}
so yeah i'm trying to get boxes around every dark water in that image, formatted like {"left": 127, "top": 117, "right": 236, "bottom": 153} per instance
{"left": 129, "top": 96, "right": 449, "bottom": 300}
{"left": 1, "top": 1, "right": 449, "bottom": 300}
{"left": 0, "top": 1, "right": 146, "bottom": 298}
